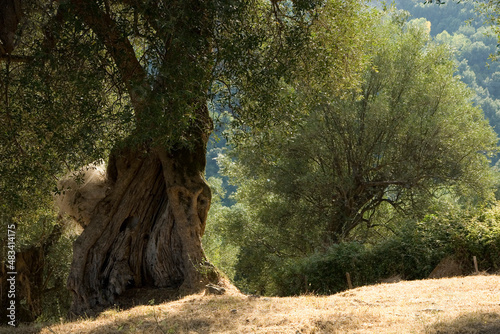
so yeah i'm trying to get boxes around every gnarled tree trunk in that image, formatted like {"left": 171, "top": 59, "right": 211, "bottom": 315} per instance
{"left": 59, "top": 0, "right": 223, "bottom": 316}
{"left": 66, "top": 116, "right": 219, "bottom": 316}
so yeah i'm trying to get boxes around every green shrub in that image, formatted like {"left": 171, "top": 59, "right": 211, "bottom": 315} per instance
{"left": 272, "top": 242, "right": 372, "bottom": 295}
{"left": 451, "top": 205, "right": 500, "bottom": 272}
{"left": 256, "top": 203, "right": 500, "bottom": 296}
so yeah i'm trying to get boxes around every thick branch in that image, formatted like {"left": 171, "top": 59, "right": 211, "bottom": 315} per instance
{"left": 364, "top": 180, "right": 408, "bottom": 187}
{"left": 0, "top": 0, "right": 23, "bottom": 55}
{"left": 69, "top": 0, "right": 148, "bottom": 113}
{"left": 0, "top": 54, "right": 33, "bottom": 62}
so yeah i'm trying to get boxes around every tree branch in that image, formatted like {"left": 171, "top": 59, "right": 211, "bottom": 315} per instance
{"left": 0, "top": 54, "right": 33, "bottom": 62}
{"left": 0, "top": 0, "right": 23, "bottom": 55}
{"left": 69, "top": 0, "right": 148, "bottom": 114}
{"left": 364, "top": 180, "right": 408, "bottom": 187}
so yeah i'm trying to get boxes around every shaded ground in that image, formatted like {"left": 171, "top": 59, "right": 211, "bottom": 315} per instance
{"left": 427, "top": 312, "right": 500, "bottom": 334}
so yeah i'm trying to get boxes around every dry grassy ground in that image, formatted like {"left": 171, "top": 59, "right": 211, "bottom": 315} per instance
{"left": 4, "top": 275, "right": 500, "bottom": 334}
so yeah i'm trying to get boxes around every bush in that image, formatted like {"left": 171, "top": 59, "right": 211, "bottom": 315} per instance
{"left": 255, "top": 218, "right": 452, "bottom": 296}
{"left": 451, "top": 205, "right": 500, "bottom": 272}
{"left": 254, "top": 203, "right": 500, "bottom": 296}
{"left": 271, "top": 242, "right": 372, "bottom": 296}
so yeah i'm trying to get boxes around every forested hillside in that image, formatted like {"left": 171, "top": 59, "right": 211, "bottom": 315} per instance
{"left": 394, "top": 0, "right": 500, "bottom": 156}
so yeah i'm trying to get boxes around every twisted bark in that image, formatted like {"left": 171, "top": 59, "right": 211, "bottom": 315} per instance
{"left": 67, "top": 133, "right": 218, "bottom": 316}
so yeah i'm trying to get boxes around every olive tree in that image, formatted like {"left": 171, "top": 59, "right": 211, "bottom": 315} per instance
{"left": 223, "top": 16, "right": 498, "bottom": 258}
{"left": 0, "top": 0, "right": 366, "bottom": 317}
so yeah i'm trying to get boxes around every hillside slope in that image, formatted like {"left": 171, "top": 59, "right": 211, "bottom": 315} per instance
{"left": 4, "top": 275, "right": 500, "bottom": 334}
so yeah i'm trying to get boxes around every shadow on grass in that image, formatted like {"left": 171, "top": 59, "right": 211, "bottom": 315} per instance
{"left": 0, "top": 323, "right": 43, "bottom": 334}
{"left": 91, "top": 295, "right": 256, "bottom": 334}
{"left": 38, "top": 294, "right": 256, "bottom": 334}
{"left": 32, "top": 294, "right": 378, "bottom": 334}
{"left": 426, "top": 312, "right": 500, "bottom": 334}
{"left": 1, "top": 287, "right": 187, "bottom": 334}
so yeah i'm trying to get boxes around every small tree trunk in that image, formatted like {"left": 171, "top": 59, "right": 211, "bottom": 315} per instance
{"left": 67, "top": 125, "right": 219, "bottom": 316}
{"left": 1, "top": 223, "right": 62, "bottom": 323}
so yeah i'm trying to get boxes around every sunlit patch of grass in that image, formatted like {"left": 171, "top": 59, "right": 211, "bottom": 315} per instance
{"left": 2, "top": 275, "right": 500, "bottom": 333}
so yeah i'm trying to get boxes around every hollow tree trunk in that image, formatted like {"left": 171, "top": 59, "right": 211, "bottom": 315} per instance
{"left": 67, "top": 125, "right": 217, "bottom": 316}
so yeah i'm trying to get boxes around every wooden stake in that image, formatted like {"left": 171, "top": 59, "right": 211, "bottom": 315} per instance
{"left": 473, "top": 256, "right": 479, "bottom": 274}
{"left": 346, "top": 272, "right": 353, "bottom": 289}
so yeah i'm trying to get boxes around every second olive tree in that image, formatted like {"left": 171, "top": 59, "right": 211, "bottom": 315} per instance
{"left": 221, "top": 15, "right": 498, "bottom": 293}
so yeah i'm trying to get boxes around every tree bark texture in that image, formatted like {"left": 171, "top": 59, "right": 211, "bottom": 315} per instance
{"left": 1, "top": 223, "right": 61, "bottom": 323}
{"left": 0, "top": 0, "right": 23, "bottom": 55}
{"left": 66, "top": 131, "right": 216, "bottom": 316}
{"left": 61, "top": 0, "right": 220, "bottom": 316}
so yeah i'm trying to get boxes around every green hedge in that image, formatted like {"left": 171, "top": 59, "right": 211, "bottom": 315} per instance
{"left": 259, "top": 205, "right": 500, "bottom": 296}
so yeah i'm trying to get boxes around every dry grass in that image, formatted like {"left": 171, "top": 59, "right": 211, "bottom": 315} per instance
{"left": 4, "top": 275, "right": 500, "bottom": 334}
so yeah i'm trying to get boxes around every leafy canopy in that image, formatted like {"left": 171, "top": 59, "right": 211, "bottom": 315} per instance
{"left": 220, "top": 13, "right": 498, "bottom": 271}
{"left": 0, "top": 0, "right": 363, "bottom": 228}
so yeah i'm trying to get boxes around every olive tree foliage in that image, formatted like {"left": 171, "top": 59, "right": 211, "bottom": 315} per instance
{"left": 214, "top": 0, "right": 370, "bottom": 133}
{"left": 0, "top": 0, "right": 119, "bottom": 320}
{"left": 0, "top": 0, "right": 132, "bottom": 235}
{"left": 201, "top": 0, "right": 373, "bottom": 282}
{"left": 0, "top": 0, "right": 370, "bottom": 318}
{"left": 220, "top": 14, "right": 498, "bottom": 277}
